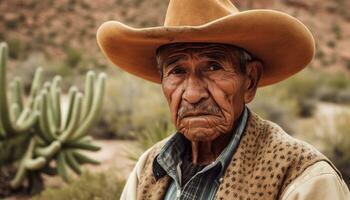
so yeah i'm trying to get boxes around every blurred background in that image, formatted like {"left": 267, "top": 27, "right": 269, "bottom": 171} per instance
{"left": 0, "top": 0, "right": 349, "bottom": 199}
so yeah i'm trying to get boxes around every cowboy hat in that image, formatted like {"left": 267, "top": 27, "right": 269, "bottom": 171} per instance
{"left": 96, "top": 0, "right": 315, "bottom": 86}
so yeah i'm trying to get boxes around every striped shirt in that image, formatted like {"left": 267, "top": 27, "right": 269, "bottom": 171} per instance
{"left": 152, "top": 107, "right": 249, "bottom": 200}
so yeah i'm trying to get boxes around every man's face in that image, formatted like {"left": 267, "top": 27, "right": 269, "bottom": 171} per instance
{"left": 158, "top": 43, "right": 260, "bottom": 142}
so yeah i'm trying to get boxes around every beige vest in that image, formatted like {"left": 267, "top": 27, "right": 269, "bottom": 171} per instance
{"left": 137, "top": 111, "right": 340, "bottom": 200}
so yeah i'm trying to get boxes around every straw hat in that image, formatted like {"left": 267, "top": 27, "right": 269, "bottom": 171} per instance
{"left": 97, "top": 0, "right": 315, "bottom": 86}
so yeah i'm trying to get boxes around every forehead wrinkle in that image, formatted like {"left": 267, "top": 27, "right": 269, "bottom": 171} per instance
{"left": 160, "top": 43, "right": 232, "bottom": 56}
{"left": 163, "top": 49, "right": 207, "bottom": 67}
{"left": 161, "top": 52, "right": 190, "bottom": 72}
{"left": 157, "top": 43, "right": 243, "bottom": 70}
{"left": 197, "top": 51, "right": 230, "bottom": 63}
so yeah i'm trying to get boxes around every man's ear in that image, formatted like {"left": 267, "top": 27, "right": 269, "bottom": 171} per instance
{"left": 244, "top": 61, "right": 263, "bottom": 103}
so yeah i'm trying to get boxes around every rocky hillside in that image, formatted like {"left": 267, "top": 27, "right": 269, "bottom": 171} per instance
{"left": 0, "top": 0, "right": 349, "bottom": 74}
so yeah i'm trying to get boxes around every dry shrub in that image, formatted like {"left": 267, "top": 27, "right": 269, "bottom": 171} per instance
{"left": 97, "top": 70, "right": 171, "bottom": 139}
{"left": 32, "top": 169, "right": 125, "bottom": 200}
{"left": 126, "top": 121, "right": 175, "bottom": 161}
{"left": 302, "top": 108, "right": 350, "bottom": 187}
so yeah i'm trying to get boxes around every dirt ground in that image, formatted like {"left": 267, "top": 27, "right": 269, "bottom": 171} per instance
{"left": 84, "top": 140, "right": 137, "bottom": 178}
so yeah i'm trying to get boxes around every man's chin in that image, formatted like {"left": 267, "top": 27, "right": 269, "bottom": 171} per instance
{"left": 181, "top": 129, "right": 221, "bottom": 142}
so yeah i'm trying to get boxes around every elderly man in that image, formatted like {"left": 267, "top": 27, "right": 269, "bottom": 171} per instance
{"left": 97, "top": 0, "right": 350, "bottom": 199}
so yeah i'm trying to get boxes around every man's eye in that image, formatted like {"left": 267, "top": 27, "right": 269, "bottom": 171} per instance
{"left": 207, "top": 63, "right": 223, "bottom": 71}
{"left": 170, "top": 67, "right": 186, "bottom": 75}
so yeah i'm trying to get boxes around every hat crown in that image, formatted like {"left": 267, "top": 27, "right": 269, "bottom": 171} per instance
{"left": 164, "top": 0, "right": 239, "bottom": 26}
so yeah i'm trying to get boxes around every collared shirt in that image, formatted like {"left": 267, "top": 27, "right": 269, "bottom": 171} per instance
{"left": 152, "top": 106, "right": 249, "bottom": 200}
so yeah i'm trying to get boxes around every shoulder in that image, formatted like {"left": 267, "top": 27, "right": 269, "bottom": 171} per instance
{"left": 249, "top": 112, "right": 339, "bottom": 174}
{"left": 280, "top": 161, "right": 350, "bottom": 200}
{"left": 250, "top": 111, "right": 346, "bottom": 188}
{"left": 251, "top": 110, "right": 327, "bottom": 162}
{"left": 120, "top": 136, "right": 172, "bottom": 200}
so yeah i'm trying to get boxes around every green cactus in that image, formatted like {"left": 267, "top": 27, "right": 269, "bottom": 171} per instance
{"left": 0, "top": 42, "right": 107, "bottom": 195}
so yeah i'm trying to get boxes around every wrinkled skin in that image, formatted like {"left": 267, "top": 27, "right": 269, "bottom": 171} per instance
{"left": 158, "top": 43, "right": 262, "bottom": 164}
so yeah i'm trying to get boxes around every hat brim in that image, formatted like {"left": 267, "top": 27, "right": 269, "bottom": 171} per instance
{"left": 97, "top": 9, "right": 315, "bottom": 86}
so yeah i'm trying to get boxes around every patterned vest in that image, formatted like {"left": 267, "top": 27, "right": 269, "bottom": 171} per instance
{"left": 137, "top": 111, "right": 340, "bottom": 200}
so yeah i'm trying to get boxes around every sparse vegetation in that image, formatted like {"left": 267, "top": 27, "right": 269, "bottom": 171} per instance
{"left": 304, "top": 110, "right": 350, "bottom": 187}
{"left": 65, "top": 47, "right": 82, "bottom": 67}
{"left": 327, "top": 40, "right": 336, "bottom": 48}
{"left": 32, "top": 169, "right": 125, "bottom": 200}
{"left": 126, "top": 121, "right": 174, "bottom": 161}
{"left": 8, "top": 38, "right": 24, "bottom": 59}
{"left": 332, "top": 24, "right": 342, "bottom": 40}
{"left": 347, "top": 60, "right": 350, "bottom": 70}
{"left": 251, "top": 68, "right": 350, "bottom": 131}
{"left": 315, "top": 48, "right": 325, "bottom": 60}
{"left": 5, "top": 19, "right": 18, "bottom": 30}
{"left": 97, "top": 71, "right": 171, "bottom": 139}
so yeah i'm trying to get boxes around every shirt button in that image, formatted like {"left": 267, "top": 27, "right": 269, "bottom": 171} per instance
{"left": 176, "top": 190, "right": 181, "bottom": 198}
{"left": 219, "top": 178, "right": 224, "bottom": 183}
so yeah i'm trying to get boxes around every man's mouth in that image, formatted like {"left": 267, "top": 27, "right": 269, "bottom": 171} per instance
{"left": 181, "top": 112, "right": 219, "bottom": 119}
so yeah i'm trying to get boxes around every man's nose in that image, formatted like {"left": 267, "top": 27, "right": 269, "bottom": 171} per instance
{"left": 182, "top": 75, "right": 209, "bottom": 104}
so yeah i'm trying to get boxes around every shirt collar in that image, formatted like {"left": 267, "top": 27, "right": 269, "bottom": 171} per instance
{"left": 215, "top": 106, "right": 249, "bottom": 176}
{"left": 153, "top": 106, "right": 249, "bottom": 181}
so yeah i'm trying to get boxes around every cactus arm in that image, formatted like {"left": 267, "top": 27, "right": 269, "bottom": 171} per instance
{"left": 0, "top": 120, "right": 5, "bottom": 139}
{"left": 13, "top": 77, "right": 24, "bottom": 111}
{"left": 65, "top": 139, "right": 101, "bottom": 151}
{"left": 38, "top": 93, "right": 51, "bottom": 140}
{"left": 50, "top": 76, "right": 62, "bottom": 128}
{"left": 50, "top": 89, "right": 61, "bottom": 129}
{"left": 56, "top": 152, "right": 68, "bottom": 182}
{"left": 24, "top": 157, "right": 46, "bottom": 170}
{"left": 0, "top": 42, "right": 15, "bottom": 134}
{"left": 16, "top": 107, "right": 30, "bottom": 125}
{"left": 35, "top": 141, "right": 61, "bottom": 158}
{"left": 33, "top": 95, "right": 41, "bottom": 111}
{"left": 62, "top": 86, "right": 78, "bottom": 131}
{"left": 54, "top": 89, "right": 62, "bottom": 129}
{"left": 42, "top": 82, "right": 58, "bottom": 136}
{"left": 15, "top": 111, "right": 39, "bottom": 132}
{"left": 72, "top": 151, "right": 100, "bottom": 165}
{"left": 29, "top": 67, "right": 43, "bottom": 98}
{"left": 58, "top": 93, "right": 82, "bottom": 142}
{"left": 79, "top": 135, "right": 93, "bottom": 143}
{"left": 81, "top": 71, "right": 95, "bottom": 122}
{"left": 47, "top": 105, "right": 57, "bottom": 137}
{"left": 71, "top": 73, "right": 106, "bottom": 140}
{"left": 43, "top": 91, "right": 57, "bottom": 139}
{"left": 38, "top": 92, "right": 54, "bottom": 142}
{"left": 33, "top": 96, "right": 49, "bottom": 143}
{"left": 10, "top": 163, "right": 27, "bottom": 188}
{"left": 10, "top": 138, "right": 43, "bottom": 188}
{"left": 10, "top": 104, "right": 20, "bottom": 125}
{"left": 64, "top": 151, "right": 81, "bottom": 175}
{"left": 43, "top": 81, "right": 51, "bottom": 94}
{"left": 28, "top": 67, "right": 43, "bottom": 108}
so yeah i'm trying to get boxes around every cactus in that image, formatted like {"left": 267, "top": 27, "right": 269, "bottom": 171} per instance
{"left": 0, "top": 42, "right": 107, "bottom": 195}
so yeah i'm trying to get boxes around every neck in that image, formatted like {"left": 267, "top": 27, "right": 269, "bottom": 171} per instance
{"left": 190, "top": 107, "right": 246, "bottom": 165}
{"left": 191, "top": 132, "right": 233, "bottom": 165}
